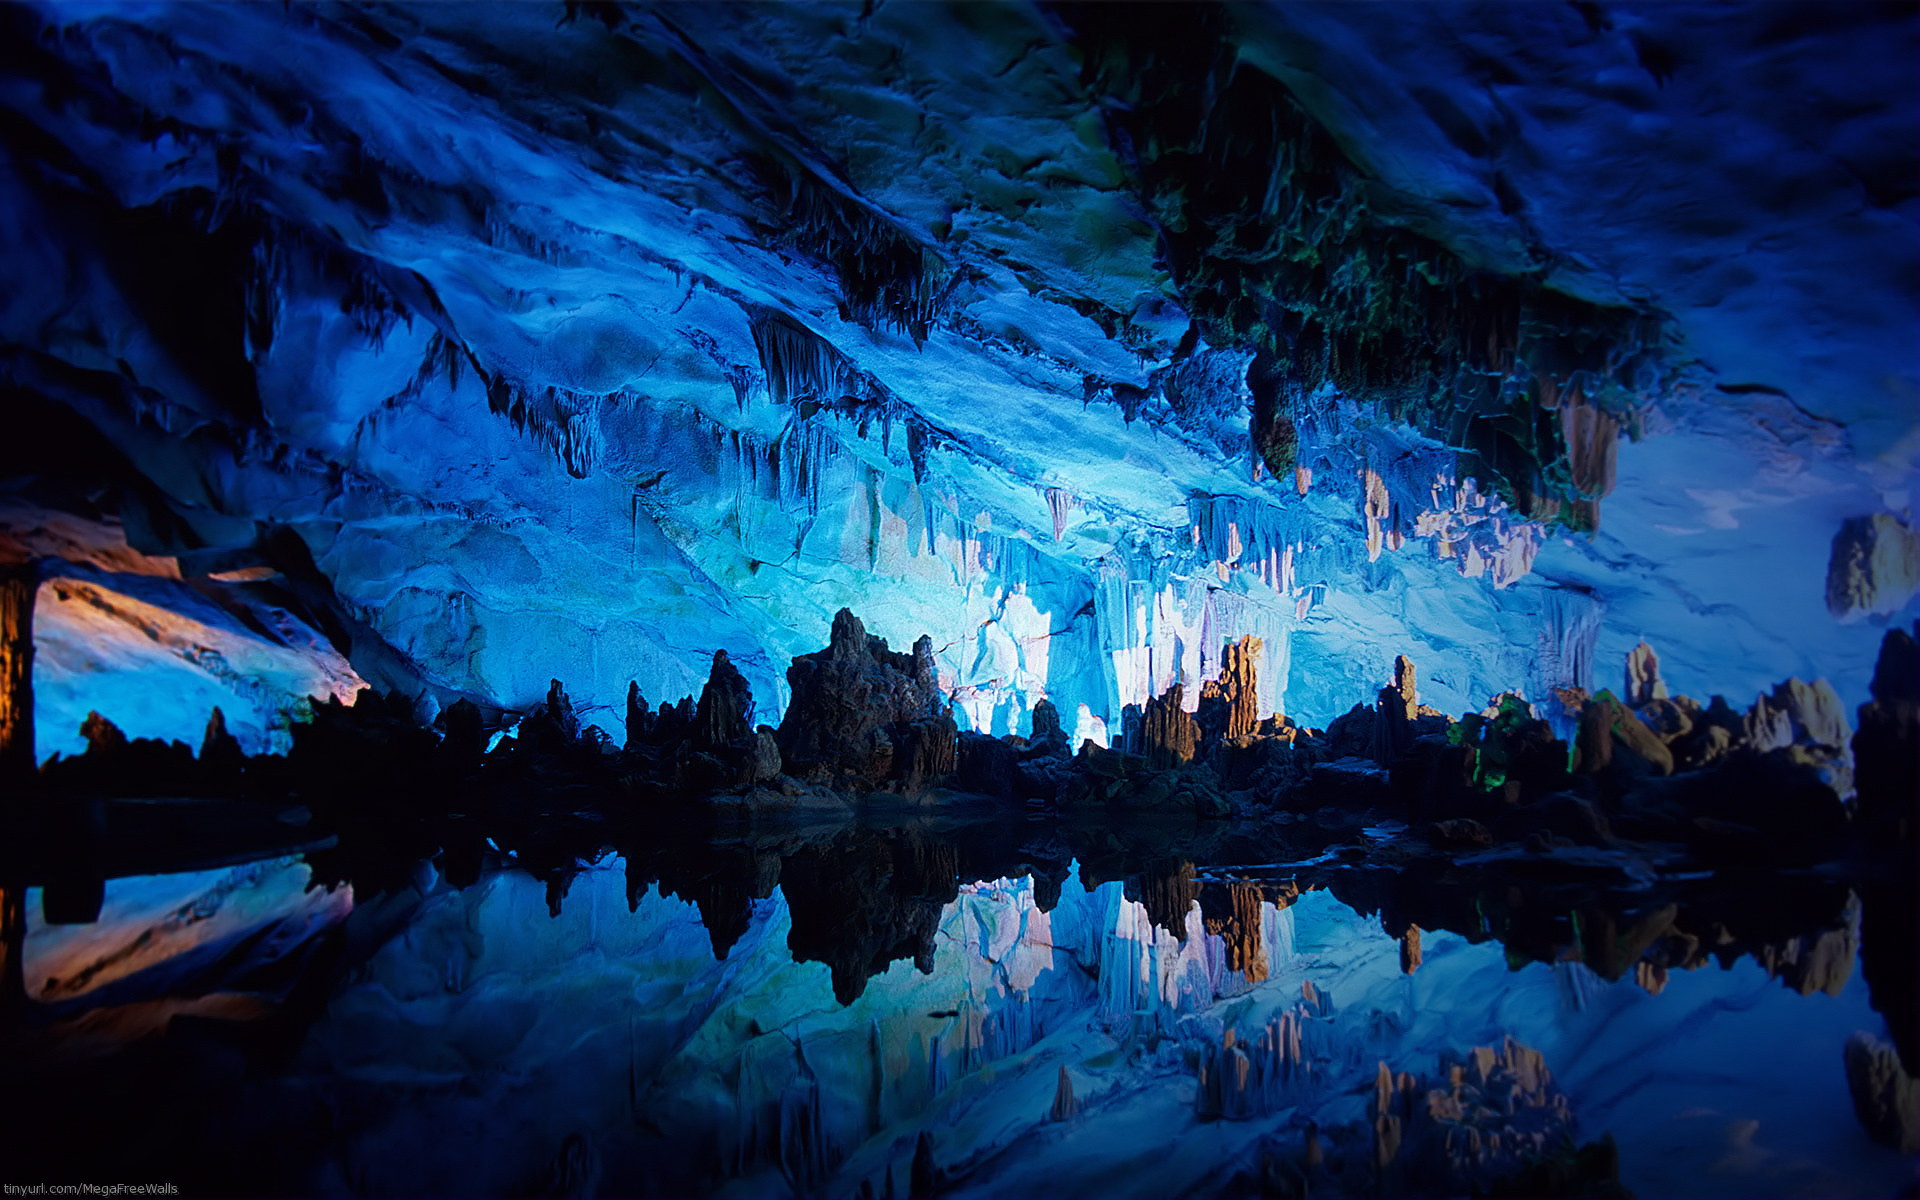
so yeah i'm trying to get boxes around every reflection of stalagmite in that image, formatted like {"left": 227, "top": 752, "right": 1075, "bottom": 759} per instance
{"left": 1201, "top": 881, "right": 1270, "bottom": 981}
{"left": 0, "top": 559, "right": 35, "bottom": 785}
{"left": 1197, "top": 988, "right": 1331, "bottom": 1119}
{"left": 541, "top": 1133, "right": 601, "bottom": 1200}
{"left": 1140, "top": 860, "right": 1199, "bottom": 941}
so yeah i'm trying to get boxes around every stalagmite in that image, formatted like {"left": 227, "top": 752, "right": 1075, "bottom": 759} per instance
{"left": 1843, "top": 1032, "right": 1920, "bottom": 1151}
{"left": 1372, "top": 655, "right": 1419, "bottom": 765}
{"left": 199, "top": 706, "right": 244, "bottom": 773}
{"left": 1399, "top": 925, "right": 1423, "bottom": 974}
{"left": 0, "top": 886, "right": 23, "bottom": 1016}
{"left": 696, "top": 649, "right": 754, "bottom": 749}
{"left": 1048, "top": 1065, "right": 1080, "bottom": 1122}
{"left": 1139, "top": 684, "right": 1198, "bottom": 768}
{"left": 1030, "top": 698, "right": 1066, "bottom": 748}
{"left": 1625, "top": 642, "right": 1668, "bottom": 707}
{"left": 1198, "top": 636, "right": 1262, "bottom": 742}
{"left": 440, "top": 698, "right": 486, "bottom": 764}
{"left": 1825, "top": 513, "right": 1920, "bottom": 621}
{"left": 0, "top": 559, "right": 36, "bottom": 784}
{"left": 625, "top": 681, "right": 650, "bottom": 750}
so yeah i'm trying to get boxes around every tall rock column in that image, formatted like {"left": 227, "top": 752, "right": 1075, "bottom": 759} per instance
{"left": 1198, "top": 636, "right": 1264, "bottom": 742}
{"left": 0, "top": 558, "right": 36, "bottom": 786}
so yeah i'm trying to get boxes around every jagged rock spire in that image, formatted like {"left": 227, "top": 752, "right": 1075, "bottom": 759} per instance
{"left": 696, "top": 649, "right": 753, "bottom": 750}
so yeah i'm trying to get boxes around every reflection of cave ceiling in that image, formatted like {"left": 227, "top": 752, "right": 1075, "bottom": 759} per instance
{"left": 2, "top": 1, "right": 1915, "bottom": 754}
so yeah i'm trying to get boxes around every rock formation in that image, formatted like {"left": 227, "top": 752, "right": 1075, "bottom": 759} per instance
{"left": 1138, "top": 684, "right": 1199, "bottom": 770}
{"left": 1047, "top": 1066, "right": 1079, "bottom": 1123}
{"left": 1843, "top": 1032, "right": 1920, "bottom": 1152}
{"left": 1197, "top": 636, "right": 1263, "bottom": 743}
{"left": 1826, "top": 514, "right": 1920, "bottom": 621}
{"left": 776, "top": 609, "right": 945, "bottom": 784}
{"left": 0, "top": 558, "right": 36, "bottom": 785}
{"left": 1624, "top": 641, "right": 1667, "bottom": 707}
{"left": 696, "top": 650, "right": 755, "bottom": 751}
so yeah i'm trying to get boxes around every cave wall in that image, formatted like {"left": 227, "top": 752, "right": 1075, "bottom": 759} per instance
{"left": 2, "top": 0, "right": 1913, "bottom": 751}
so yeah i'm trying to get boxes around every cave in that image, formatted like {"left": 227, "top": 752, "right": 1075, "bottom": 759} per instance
{"left": 1, "top": 1, "right": 1916, "bottom": 1196}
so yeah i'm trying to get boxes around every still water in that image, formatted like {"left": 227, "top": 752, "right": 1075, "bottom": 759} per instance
{"left": 6, "top": 820, "right": 1915, "bottom": 1199}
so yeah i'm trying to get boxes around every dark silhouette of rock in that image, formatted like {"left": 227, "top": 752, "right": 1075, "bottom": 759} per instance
{"left": 749, "top": 726, "right": 782, "bottom": 783}
{"left": 624, "top": 681, "right": 650, "bottom": 750}
{"left": 1029, "top": 698, "right": 1068, "bottom": 751}
{"left": 1429, "top": 818, "right": 1492, "bottom": 849}
{"left": 519, "top": 679, "right": 581, "bottom": 753}
{"left": 696, "top": 650, "right": 754, "bottom": 750}
{"left": 777, "top": 609, "right": 943, "bottom": 784}
{"left": 199, "top": 707, "right": 244, "bottom": 777}
{"left": 80, "top": 710, "right": 128, "bottom": 757}
{"left": 0, "top": 558, "right": 36, "bottom": 786}
{"left": 439, "top": 697, "right": 486, "bottom": 765}
{"left": 1853, "top": 623, "right": 1919, "bottom": 1074}
{"left": 1048, "top": 1066, "right": 1079, "bottom": 1122}
{"left": 1571, "top": 691, "right": 1673, "bottom": 778}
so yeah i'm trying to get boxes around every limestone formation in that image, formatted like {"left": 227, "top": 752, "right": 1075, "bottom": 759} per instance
{"left": 1201, "top": 881, "right": 1271, "bottom": 981}
{"left": 1139, "top": 683, "right": 1198, "bottom": 769}
{"left": 199, "top": 707, "right": 244, "bottom": 775}
{"left": 1028, "top": 698, "right": 1068, "bottom": 751}
{"left": 439, "top": 697, "right": 486, "bottom": 764}
{"left": 1197, "top": 636, "right": 1263, "bottom": 743}
{"left": 519, "top": 679, "right": 581, "bottom": 752}
{"left": 1048, "top": 1065, "right": 1079, "bottom": 1122}
{"left": 1826, "top": 513, "right": 1920, "bottom": 621}
{"left": 1624, "top": 641, "right": 1667, "bottom": 707}
{"left": 1843, "top": 1032, "right": 1920, "bottom": 1151}
{"left": 0, "top": 559, "right": 36, "bottom": 784}
{"left": 776, "top": 609, "right": 944, "bottom": 783}
{"left": 696, "top": 650, "right": 754, "bottom": 750}
{"left": 625, "top": 681, "right": 650, "bottom": 750}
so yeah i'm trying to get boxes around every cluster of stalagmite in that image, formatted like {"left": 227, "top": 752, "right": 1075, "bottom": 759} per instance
{"left": 1370, "top": 1036, "right": 1618, "bottom": 1196}
{"left": 1196, "top": 982, "right": 1334, "bottom": 1121}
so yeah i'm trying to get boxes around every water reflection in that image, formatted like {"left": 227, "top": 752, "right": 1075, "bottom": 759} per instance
{"left": 3, "top": 815, "right": 1915, "bottom": 1198}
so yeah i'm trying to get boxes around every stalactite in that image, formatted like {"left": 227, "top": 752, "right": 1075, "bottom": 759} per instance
{"left": 1041, "top": 486, "right": 1073, "bottom": 543}
{"left": 751, "top": 311, "right": 849, "bottom": 407}
{"left": 761, "top": 159, "right": 944, "bottom": 341}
